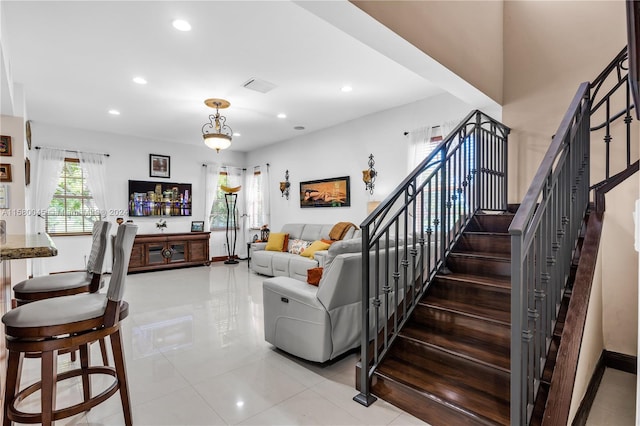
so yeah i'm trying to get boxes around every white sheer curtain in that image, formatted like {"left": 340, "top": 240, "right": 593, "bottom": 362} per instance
{"left": 246, "top": 163, "right": 271, "bottom": 230}
{"left": 203, "top": 163, "right": 220, "bottom": 232}
{"left": 407, "top": 119, "right": 461, "bottom": 171}
{"left": 31, "top": 147, "right": 66, "bottom": 277}
{"left": 77, "top": 151, "right": 108, "bottom": 219}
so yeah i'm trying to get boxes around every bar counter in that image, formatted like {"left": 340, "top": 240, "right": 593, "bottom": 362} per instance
{"left": 0, "top": 233, "right": 58, "bottom": 260}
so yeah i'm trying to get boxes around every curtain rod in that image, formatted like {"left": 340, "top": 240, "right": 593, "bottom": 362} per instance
{"left": 35, "top": 146, "right": 110, "bottom": 157}
{"left": 404, "top": 125, "right": 441, "bottom": 136}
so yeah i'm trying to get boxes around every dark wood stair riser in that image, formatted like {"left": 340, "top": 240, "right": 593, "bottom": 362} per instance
{"left": 464, "top": 214, "right": 515, "bottom": 233}
{"left": 454, "top": 233, "right": 511, "bottom": 256}
{"left": 426, "top": 277, "right": 511, "bottom": 313}
{"left": 446, "top": 254, "right": 511, "bottom": 277}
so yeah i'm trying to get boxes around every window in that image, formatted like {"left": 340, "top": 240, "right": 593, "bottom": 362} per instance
{"left": 415, "top": 132, "right": 475, "bottom": 233}
{"left": 209, "top": 171, "right": 243, "bottom": 231}
{"left": 46, "top": 158, "right": 100, "bottom": 235}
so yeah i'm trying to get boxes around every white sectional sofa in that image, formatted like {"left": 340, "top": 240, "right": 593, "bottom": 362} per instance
{"left": 249, "top": 223, "right": 360, "bottom": 281}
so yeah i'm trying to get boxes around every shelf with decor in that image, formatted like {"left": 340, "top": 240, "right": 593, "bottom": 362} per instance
{"left": 127, "top": 232, "right": 210, "bottom": 273}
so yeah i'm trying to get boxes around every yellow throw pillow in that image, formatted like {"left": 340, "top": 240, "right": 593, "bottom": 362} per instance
{"left": 300, "top": 240, "right": 331, "bottom": 258}
{"left": 265, "top": 233, "right": 288, "bottom": 252}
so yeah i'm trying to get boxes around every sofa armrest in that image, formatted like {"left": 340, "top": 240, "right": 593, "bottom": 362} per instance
{"left": 314, "top": 250, "right": 329, "bottom": 267}
{"left": 251, "top": 242, "right": 268, "bottom": 251}
{"left": 263, "top": 276, "right": 323, "bottom": 309}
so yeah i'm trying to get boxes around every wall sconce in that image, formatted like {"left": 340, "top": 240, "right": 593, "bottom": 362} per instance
{"left": 362, "top": 154, "right": 376, "bottom": 194}
{"left": 280, "top": 170, "right": 290, "bottom": 200}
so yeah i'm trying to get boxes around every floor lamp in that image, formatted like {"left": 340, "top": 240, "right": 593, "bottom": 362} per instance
{"left": 224, "top": 192, "right": 239, "bottom": 264}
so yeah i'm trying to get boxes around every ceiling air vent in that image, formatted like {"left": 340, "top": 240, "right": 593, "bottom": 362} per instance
{"left": 242, "top": 78, "right": 277, "bottom": 94}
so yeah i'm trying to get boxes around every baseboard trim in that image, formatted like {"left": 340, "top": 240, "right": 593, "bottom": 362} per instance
{"left": 604, "top": 350, "right": 637, "bottom": 374}
{"left": 572, "top": 352, "right": 605, "bottom": 426}
{"left": 211, "top": 255, "right": 243, "bottom": 263}
{"left": 572, "top": 350, "right": 637, "bottom": 425}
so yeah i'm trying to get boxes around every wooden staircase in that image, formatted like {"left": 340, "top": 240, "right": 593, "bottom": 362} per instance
{"left": 362, "top": 209, "right": 588, "bottom": 425}
{"left": 369, "top": 211, "right": 514, "bottom": 425}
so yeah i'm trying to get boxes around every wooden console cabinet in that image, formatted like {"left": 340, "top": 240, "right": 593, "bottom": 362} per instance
{"left": 128, "top": 232, "right": 211, "bottom": 273}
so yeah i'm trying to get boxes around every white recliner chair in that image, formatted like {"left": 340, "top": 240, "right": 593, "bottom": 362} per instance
{"left": 262, "top": 238, "right": 406, "bottom": 362}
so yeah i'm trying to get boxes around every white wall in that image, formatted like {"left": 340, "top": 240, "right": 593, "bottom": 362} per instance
{"left": 601, "top": 177, "right": 639, "bottom": 355}
{"left": 29, "top": 121, "right": 246, "bottom": 272}
{"left": 246, "top": 92, "right": 493, "bottom": 233}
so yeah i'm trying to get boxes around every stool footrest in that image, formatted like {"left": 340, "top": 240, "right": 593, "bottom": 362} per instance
{"left": 7, "top": 366, "right": 118, "bottom": 424}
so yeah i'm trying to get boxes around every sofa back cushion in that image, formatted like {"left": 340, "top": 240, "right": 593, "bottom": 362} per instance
{"left": 323, "top": 238, "right": 362, "bottom": 271}
{"left": 281, "top": 224, "right": 306, "bottom": 240}
{"left": 301, "top": 224, "right": 333, "bottom": 241}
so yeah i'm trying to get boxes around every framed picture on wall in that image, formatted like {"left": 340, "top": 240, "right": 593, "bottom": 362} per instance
{"left": 0, "top": 164, "right": 12, "bottom": 182}
{"left": 0, "top": 135, "right": 11, "bottom": 156}
{"left": 149, "top": 154, "right": 170, "bottom": 178}
{"left": 191, "top": 221, "right": 204, "bottom": 232}
{"left": 300, "top": 176, "right": 351, "bottom": 208}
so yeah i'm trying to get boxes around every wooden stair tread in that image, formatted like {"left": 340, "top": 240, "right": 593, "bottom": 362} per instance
{"left": 422, "top": 298, "right": 511, "bottom": 325}
{"left": 435, "top": 272, "right": 511, "bottom": 289}
{"left": 375, "top": 341, "right": 510, "bottom": 425}
{"left": 400, "top": 321, "right": 510, "bottom": 371}
{"left": 449, "top": 250, "right": 510, "bottom": 262}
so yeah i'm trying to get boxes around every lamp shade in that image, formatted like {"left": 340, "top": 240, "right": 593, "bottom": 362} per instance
{"left": 204, "top": 134, "right": 232, "bottom": 152}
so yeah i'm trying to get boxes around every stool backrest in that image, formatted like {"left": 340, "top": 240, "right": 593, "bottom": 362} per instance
{"left": 107, "top": 223, "right": 137, "bottom": 303}
{"left": 86, "top": 221, "right": 112, "bottom": 275}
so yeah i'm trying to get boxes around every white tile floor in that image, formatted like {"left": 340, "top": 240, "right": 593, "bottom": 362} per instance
{"left": 586, "top": 368, "right": 636, "bottom": 426}
{"left": 11, "top": 262, "right": 636, "bottom": 425}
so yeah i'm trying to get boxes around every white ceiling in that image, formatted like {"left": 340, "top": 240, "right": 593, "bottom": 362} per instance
{"left": 1, "top": 1, "right": 490, "bottom": 152}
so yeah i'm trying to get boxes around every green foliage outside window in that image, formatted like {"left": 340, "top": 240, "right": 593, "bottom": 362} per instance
{"left": 209, "top": 173, "right": 238, "bottom": 230}
{"left": 46, "top": 159, "right": 100, "bottom": 235}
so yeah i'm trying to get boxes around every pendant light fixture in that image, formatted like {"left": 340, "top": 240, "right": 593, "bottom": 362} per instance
{"left": 202, "top": 98, "right": 233, "bottom": 153}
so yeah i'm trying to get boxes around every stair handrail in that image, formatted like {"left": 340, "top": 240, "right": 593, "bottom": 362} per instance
{"left": 355, "top": 109, "right": 510, "bottom": 408}
{"left": 509, "top": 82, "right": 591, "bottom": 425}
{"left": 589, "top": 46, "right": 635, "bottom": 182}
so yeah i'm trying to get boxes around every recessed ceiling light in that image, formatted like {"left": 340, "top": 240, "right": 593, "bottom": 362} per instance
{"left": 172, "top": 19, "right": 191, "bottom": 31}
{"left": 293, "top": 126, "right": 305, "bottom": 131}
{"left": 277, "top": 113, "right": 287, "bottom": 119}
{"left": 341, "top": 85, "right": 353, "bottom": 92}
{"left": 133, "top": 76, "right": 147, "bottom": 85}
{"left": 233, "top": 132, "right": 241, "bottom": 137}
{"left": 108, "top": 109, "right": 120, "bottom": 115}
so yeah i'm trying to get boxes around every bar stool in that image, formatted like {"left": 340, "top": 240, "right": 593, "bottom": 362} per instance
{"left": 2, "top": 223, "right": 137, "bottom": 426}
{"left": 13, "top": 221, "right": 112, "bottom": 305}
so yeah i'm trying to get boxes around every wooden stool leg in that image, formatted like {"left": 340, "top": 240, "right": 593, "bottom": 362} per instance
{"left": 40, "top": 350, "right": 58, "bottom": 426}
{"left": 79, "top": 344, "right": 92, "bottom": 403}
{"left": 99, "top": 338, "right": 109, "bottom": 366}
{"left": 3, "top": 350, "right": 23, "bottom": 426}
{"left": 110, "top": 329, "right": 132, "bottom": 426}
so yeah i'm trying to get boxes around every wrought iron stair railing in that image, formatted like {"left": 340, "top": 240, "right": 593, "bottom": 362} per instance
{"left": 353, "top": 109, "right": 510, "bottom": 407}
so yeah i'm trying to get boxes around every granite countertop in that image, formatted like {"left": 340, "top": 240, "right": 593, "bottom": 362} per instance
{"left": 0, "top": 233, "right": 58, "bottom": 260}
